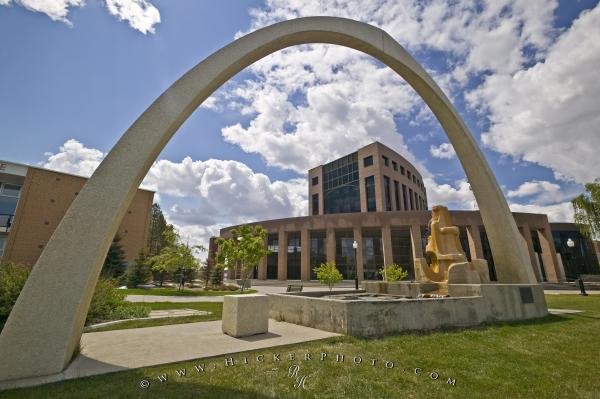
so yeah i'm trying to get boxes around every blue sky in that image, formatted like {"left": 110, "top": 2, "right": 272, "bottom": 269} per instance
{"left": 1, "top": 0, "right": 599, "bottom": 249}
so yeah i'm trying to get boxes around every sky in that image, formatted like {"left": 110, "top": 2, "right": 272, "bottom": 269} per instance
{"left": 1, "top": 0, "right": 599, "bottom": 255}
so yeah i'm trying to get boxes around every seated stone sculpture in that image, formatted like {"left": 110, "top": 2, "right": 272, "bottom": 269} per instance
{"left": 418, "top": 205, "right": 482, "bottom": 284}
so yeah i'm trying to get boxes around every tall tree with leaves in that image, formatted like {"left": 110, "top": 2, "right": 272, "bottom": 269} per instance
{"left": 147, "top": 203, "right": 168, "bottom": 257}
{"left": 215, "top": 225, "right": 269, "bottom": 293}
{"left": 149, "top": 243, "right": 199, "bottom": 290}
{"left": 572, "top": 180, "right": 600, "bottom": 240}
{"left": 102, "top": 234, "right": 127, "bottom": 278}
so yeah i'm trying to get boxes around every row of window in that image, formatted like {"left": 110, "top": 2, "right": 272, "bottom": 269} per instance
{"left": 365, "top": 175, "right": 427, "bottom": 212}
{"left": 363, "top": 155, "right": 425, "bottom": 191}
{"left": 266, "top": 228, "right": 416, "bottom": 280}
{"left": 263, "top": 226, "right": 499, "bottom": 281}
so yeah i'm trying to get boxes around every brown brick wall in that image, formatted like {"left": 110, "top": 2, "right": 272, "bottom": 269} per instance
{"left": 3, "top": 167, "right": 154, "bottom": 266}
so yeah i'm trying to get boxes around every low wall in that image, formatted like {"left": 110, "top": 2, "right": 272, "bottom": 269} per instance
{"left": 268, "top": 284, "right": 548, "bottom": 336}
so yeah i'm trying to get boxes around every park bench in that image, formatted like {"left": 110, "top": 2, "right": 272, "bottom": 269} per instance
{"left": 286, "top": 284, "right": 303, "bottom": 293}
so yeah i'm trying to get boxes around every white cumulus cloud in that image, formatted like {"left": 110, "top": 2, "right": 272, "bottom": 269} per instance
{"left": 4, "top": 0, "right": 84, "bottom": 24}
{"left": 40, "top": 140, "right": 307, "bottom": 259}
{"left": 42, "top": 139, "right": 104, "bottom": 176}
{"left": 429, "top": 142, "right": 456, "bottom": 159}
{"left": 509, "top": 201, "right": 573, "bottom": 222}
{"left": 104, "top": 0, "right": 160, "bottom": 34}
{"left": 468, "top": 4, "right": 600, "bottom": 185}
{"left": 1, "top": 0, "right": 160, "bottom": 33}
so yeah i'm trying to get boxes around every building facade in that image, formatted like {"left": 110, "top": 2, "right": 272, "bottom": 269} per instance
{"left": 211, "top": 143, "right": 599, "bottom": 283}
{"left": 308, "top": 142, "right": 427, "bottom": 216}
{"left": 0, "top": 160, "right": 154, "bottom": 266}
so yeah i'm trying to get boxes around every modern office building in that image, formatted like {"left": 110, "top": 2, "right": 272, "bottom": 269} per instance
{"left": 308, "top": 142, "right": 428, "bottom": 216}
{"left": 0, "top": 160, "right": 154, "bottom": 266}
{"left": 210, "top": 142, "right": 599, "bottom": 283}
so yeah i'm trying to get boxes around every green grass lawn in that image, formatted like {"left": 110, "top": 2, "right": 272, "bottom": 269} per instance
{"left": 121, "top": 287, "right": 257, "bottom": 296}
{"left": 2, "top": 295, "right": 600, "bottom": 399}
{"left": 84, "top": 302, "right": 223, "bottom": 332}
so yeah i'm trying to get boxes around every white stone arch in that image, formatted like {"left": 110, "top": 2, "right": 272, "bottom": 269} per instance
{"left": 0, "top": 16, "right": 536, "bottom": 381}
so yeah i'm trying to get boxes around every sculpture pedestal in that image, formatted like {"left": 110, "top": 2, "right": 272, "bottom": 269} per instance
{"left": 222, "top": 294, "right": 269, "bottom": 338}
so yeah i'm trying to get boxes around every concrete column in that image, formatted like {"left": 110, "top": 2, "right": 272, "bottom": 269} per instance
{"left": 257, "top": 235, "right": 267, "bottom": 280}
{"left": 353, "top": 227, "right": 364, "bottom": 281}
{"left": 300, "top": 228, "right": 310, "bottom": 281}
{"left": 326, "top": 228, "right": 336, "bottom": 263}
{"left": 520, "top": 226, "right": 541, "bottom": 282}
{"left": 466, "top": 224, "right": 484, "bottom": 260}
{"left": 410, "top": 224, "right": 423, "bottom": 259}
{"left": 537, "top": 228, "right": 562, "bottom": 282}
{"left": 277, "top": 229, "right": 287, "bottom": 281}
{"left": 382, "top": 224, "right": 393, "bottom": 266}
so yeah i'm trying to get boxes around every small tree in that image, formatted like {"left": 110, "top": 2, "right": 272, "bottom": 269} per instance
{"left": 215, "top": 225, "right": 269, "bottom": 293}
{"left": 102, "top": 234, "right": 127, "bottom": 278}
{"left": 572, "top": 180, "right": 600, "bottom": 240}
{"left": 126, "top": 249, "right": 152, "bottom": 288}
{"left": 313, "top": 262, "right": 343, "bottom": 291}
{"left": 379, "top": 263, "right": 408, "bottom": 282}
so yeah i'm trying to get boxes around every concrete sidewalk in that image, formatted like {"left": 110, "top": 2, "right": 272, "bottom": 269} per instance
{"left": 0, "top": 320, "right": 339, "bottom": 390}
{"left": 126, "top": 285, "right": 357, "bottom": 303}
{"left": 126, "top": 294, "right": 225, "bottom": 302}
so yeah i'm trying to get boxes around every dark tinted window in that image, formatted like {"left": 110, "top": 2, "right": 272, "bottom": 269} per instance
{"left": 382, "top": 156, "right": 389, "bottom": 166}
{"left": 362, "top": 229, "right": 384, "bottom": 280}
{"left": 384, "top": 176, "right": 392, "bottom": 211}
{"left": 312, "top": 176, "right": 318, "bottom": 186}
{"left": 365, "top": 176, "right": 376, "bottom": 212}
{"left": 312, "top": 194, "right": 319, "bottom": 215}
{"left": 363, "top": 155, "right": 373, "bottom": 167}
{"left": 310, "top": 231, "right": 327, "bottom": 279}
{"left": 323, "top": 152, "right": 360, "bottom": 214}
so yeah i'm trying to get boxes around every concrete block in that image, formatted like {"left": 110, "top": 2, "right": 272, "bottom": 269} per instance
{"left": 471, "top": 259, "right": 491, "bottom": 283}
{"left": 222, "top": 294, "right": 269, "bottom": 337}
{"left": 448, "top": 262, "right": 481, "bottom": 284}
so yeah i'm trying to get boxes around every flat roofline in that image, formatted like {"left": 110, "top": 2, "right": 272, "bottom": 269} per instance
{"left": 0, "top": 159, "right": 155, "bottom": 194}
{"left": 219, "top": 209, "right": 554, "bottom": 234}
{"left": 307, "top": 141, "right": 417, "bottom": 174}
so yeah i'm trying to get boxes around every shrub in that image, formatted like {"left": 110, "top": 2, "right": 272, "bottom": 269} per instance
{"left": 313, "top": 262, "right": 343, "bottom": 291}
{"left": 379, "top": 263, "right": 408, "bottom": 282}
{"left": 0, "top": 262, "right": 30, "bottom": 318}
{"left": 86, "top": 278, "right": 149, "bottom": 324}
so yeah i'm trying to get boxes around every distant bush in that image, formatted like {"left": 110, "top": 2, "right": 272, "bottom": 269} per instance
{"left": 379, "top": 263, "right": 408, "bottom": 282}
{"left": 313, "top": 262, "right": 343, "bottom": 291}
{"left": 0, "top": 262, "right": 30, "bottom": 319}
{"left": 208, "top": 284, "right": 240, "bottom": 291}
{"left": 208, "top": 268, "right": 224, "bottom": 287}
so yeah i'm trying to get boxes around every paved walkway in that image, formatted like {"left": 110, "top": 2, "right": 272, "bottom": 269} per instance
{"left": 126, "top": 285, "right": 356, "bottom": 303}
{"left": 0, "top": 320, "right": 339, "bottom": 390}
{"left": 126, "top": 294, "right": 225, "bottom": 303}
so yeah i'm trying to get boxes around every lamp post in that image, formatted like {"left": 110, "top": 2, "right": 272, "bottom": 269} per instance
{"left": 567, "top": 238, "right": 587, "bottom": 296}
{"left": 352, "top": 240, "right": 359, "bottom": 290}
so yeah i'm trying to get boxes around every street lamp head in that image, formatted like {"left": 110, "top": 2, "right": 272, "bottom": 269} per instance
{"left": 566, "top": 238, "right": 575, "bottom": 248}
{"left": 352, "top": 240, "right": 358, "bottom": 249}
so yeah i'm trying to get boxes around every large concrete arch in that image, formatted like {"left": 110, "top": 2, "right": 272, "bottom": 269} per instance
{"left": 0, "top": 16, "right": 536, "bottom": 381}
